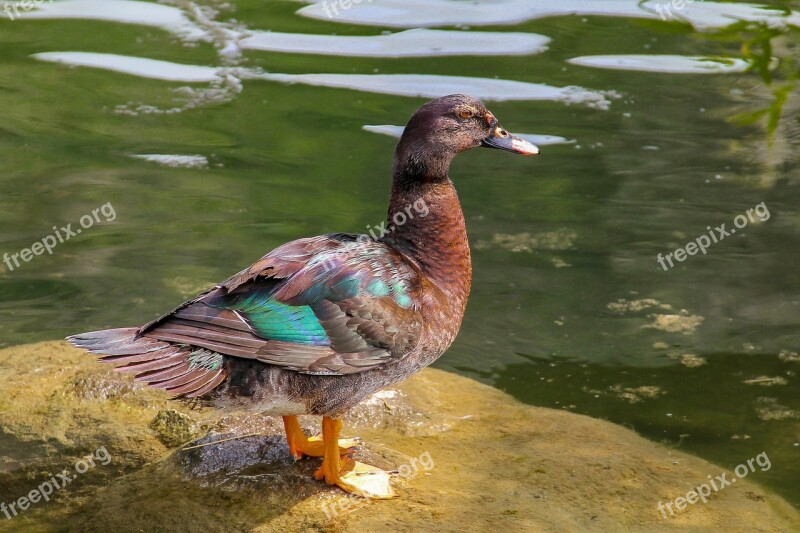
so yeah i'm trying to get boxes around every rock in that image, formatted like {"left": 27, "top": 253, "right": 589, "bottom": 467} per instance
{"left": 150, "top": 409, "right": 205, "bottom": 448}
{"left": 0, "top": 341, "right": 797, "bottom": 532}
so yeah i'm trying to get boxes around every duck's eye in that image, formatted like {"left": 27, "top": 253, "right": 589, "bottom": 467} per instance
{"left": 458, "top": 110, "right": 474, "bottom": 119}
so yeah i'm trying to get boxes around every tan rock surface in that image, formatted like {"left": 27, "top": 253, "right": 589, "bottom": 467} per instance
{"left": 0, "top": 341, "right": 797, "bottom": 532}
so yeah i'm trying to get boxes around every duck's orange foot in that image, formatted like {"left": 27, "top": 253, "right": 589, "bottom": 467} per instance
{"left": 315, "top": 452, "right": 395, "bottom": 499}
{"left": 299, "top": 435, "right": 361, "bottom": 458}
{"left": 306, "top": 416, "right": 395, "bottom": 499}
{"left": 283, "top": 415, "right": 394, "bottom": 498}
{"left": 282, "top": 415, "right": 359, "bottom": 459}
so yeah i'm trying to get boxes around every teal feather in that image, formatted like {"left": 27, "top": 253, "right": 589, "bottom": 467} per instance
{"left": 328, "top": 276, "right": 361, "bottom": 300}
{"left": 367, "top": 279, "right": 390, "bottom": 297}
{"left": 216, "top": 291, "right": 330, "bottom": 346}
{"left": 395, "top": 294, "right": 413, "bottom": 308}
{"left": 208, "top": 248, "right": 417, "bottom": 348}
{"left": 391, "top": 282, "right": 413, "bottom": 308}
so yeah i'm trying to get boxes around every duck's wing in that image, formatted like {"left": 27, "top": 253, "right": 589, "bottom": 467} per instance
{"left": 69, "top": 234, "right": 427, "bottom": 396}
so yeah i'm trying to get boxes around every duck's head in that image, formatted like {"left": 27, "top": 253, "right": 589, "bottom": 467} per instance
{"left": 394, "top": 94, "right": 538, "bottom": 183}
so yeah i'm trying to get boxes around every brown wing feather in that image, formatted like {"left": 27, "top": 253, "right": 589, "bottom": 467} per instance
{"left": 69, "top": 234, "right": 428, "bottom": 399}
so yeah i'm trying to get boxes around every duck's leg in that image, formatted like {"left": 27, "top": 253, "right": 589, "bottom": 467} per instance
{"left": 282, "top": 415, "right": 359, "bottom": 459}
{"left": 314, "top": 416, "right": 395, "bottom": 499}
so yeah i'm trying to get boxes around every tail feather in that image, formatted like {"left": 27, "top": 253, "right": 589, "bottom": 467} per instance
{"left": 118, "top": 350, "right": 184, "bottom": 373}
{"left": 104, "top": 346, "right": 183, "bottom": 366}
{"left": 88, "top": 340, "right": 166, "bottom": 357}
{"left": 69, "top": 327, "right": 139, "bottom": 341}
{"left": 67, "top": 328, "right": 227, "bottom": 398}
{"left": 156, "top": 368, "right": 210, "bottom": 391}
{"left": 189, "top": 370, "right": 226, "bottom": 397}
{"left": 168, "top": 372, "right": 221, "bottom": 396}
{"left": 135, "top": 361, "right": 193, "bottom": 383}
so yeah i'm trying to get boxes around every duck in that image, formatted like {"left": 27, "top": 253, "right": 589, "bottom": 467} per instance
{"left": 68, "top": 94, "right": 538, "bottom": 499}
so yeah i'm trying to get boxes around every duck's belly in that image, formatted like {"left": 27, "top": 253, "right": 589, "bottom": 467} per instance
{"left": 206, "top": 360, "right": 311, "bottom": 415}
{"left": 204, "top": 337, "right": 449, "bottom": 417}
{"left": 211, "top": 389, "right": 308, "bottom": 416}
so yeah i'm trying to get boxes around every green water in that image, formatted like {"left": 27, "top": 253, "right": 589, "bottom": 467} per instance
{"left": 0, "top": 0, "right": 798, "bottom": 507}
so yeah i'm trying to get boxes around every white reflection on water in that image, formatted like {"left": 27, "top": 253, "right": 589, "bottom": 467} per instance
{"left": 25, "top": 0, "right": 800, "bottom": 36}
{"left": 25, "top": 0, "right": 551, "bottom": 58}
{"left": 241, "top": 28, "right": 550, "bottom": 57}
{"left": 32, "top": 52, "right": 618, "bottom": 108}
{"left": 21, "top": 0, "right": 791, "bottom": 116}
{"left": 363, "top": 125, "right": 575, "bottom": 146}
{"left": 297, "top": 0, "right": 652, "bottom": 27}
{"left": 568, "top": 55, "right": 751, "bottom": 74}
{"left": 297, "top": 0, "right": 800, "bottom": 31}
{"left": 130, "top": 154, "right": 209, "bottom": 168}
{"left": 32, "top": 52, "right": 224, "bottom": 82}
{"left": 25, "top": 0, "right": 207, "bottom": 40}
{"left": 258, "top": 72, "right": 617, "bottom": 107}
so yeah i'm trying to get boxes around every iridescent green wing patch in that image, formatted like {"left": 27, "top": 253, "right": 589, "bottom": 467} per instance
{"left": 213, "top": 290, "right": 330, "bottom": 346}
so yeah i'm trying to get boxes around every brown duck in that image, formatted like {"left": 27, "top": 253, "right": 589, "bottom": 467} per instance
{"left": 68, "top": 94, "right": 538, "bottom": 498}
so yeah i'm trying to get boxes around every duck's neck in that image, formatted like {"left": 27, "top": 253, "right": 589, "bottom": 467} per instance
{"left": 380, "top": 155, "right": 472, "bottom": 310}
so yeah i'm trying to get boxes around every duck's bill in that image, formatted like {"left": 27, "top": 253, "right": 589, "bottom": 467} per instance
{"left": 481, "top": 128, "right": 540, "bottom": 156}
